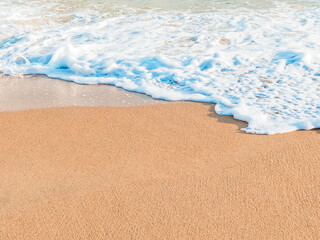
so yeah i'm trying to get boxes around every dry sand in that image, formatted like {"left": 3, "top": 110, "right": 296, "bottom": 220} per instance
{"left": 0, "top": 102, "right": 319, "bottom": 239}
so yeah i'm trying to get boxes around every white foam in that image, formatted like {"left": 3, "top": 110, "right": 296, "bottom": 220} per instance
{"left": 1, "top": 0, "right": 320, "bottom": 134}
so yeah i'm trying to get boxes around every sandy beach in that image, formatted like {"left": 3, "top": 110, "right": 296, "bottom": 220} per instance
{"left": 1, "top": 0, "right": 320, "bottom": 238}
{"left": 0, "top": 102, "right": 319, "bottom": 239}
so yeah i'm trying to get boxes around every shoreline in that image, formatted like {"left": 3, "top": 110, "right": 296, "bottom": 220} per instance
{"left": 1, "top": 102, "right": 319, "bottom": 239}
{"left": 3, "top": 74, "right": 320, "bottom": 135}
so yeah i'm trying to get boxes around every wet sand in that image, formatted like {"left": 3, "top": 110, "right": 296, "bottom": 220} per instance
{"left": 0, "top": 75, "right": 165, "bottom": 112}
{"left": 0, "top": 102, "right": 319, "bottom": 239}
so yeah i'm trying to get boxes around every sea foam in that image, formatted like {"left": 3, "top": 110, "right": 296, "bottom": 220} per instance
{"left": 1, "top": 0, "right": 320, "bottom": 134}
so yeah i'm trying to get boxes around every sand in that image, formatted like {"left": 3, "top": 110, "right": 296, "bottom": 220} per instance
{"left": 0, "top": 75, "right": 164, "bottom": 112}
{"left": 0, "top": 102, "right": 319, "bottom": 239}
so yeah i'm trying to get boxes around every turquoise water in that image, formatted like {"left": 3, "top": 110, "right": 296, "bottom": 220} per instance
{"left": 1, "top": 0, "right": 320, "bottom": 134}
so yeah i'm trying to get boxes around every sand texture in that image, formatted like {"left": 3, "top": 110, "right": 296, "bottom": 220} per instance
{"left": 0, "top": 103, "right": 319, "bottom": 239}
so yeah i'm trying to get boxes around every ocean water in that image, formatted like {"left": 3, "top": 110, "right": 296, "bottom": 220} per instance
{"left": 1, "top": 0, "right": 320, "bottom": 134}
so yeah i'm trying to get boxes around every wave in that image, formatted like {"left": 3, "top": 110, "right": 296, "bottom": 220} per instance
{"left": 1, "top": 0, "right": 320, "bottom": 134}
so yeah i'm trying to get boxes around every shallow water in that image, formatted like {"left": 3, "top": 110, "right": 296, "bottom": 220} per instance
{"left": 1, "top": 0, "right": 320, "bottom": 134}
{"left": 0, "top": 75, "right": 165, "bottom": 111}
